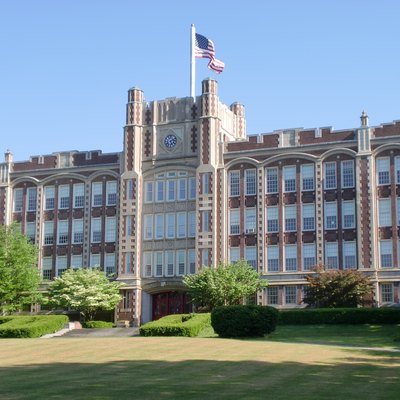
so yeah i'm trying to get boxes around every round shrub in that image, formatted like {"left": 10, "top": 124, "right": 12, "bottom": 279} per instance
{"left": 211, "top": 305, "right": 278, "bottom": 338}
{"left": 83, "top": 320, "right": 114, "bottom": 329}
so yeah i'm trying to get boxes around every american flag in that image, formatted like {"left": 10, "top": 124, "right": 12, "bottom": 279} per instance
{"left": 195, "top": 33, "right": 225, "bottom": 74}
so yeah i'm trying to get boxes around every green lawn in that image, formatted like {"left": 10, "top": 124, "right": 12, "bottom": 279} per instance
{"left": 0, "top": 334, "right": 399, "bottom": 399}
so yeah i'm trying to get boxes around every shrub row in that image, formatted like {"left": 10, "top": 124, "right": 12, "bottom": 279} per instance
{"left": 84, "top": 320, "right": 114, "bottom": 329}
{"left": 278, "top": 308, "right": 400, "bottom": 325}
{"left": 211, "top": 305, "right": 279, "bottom": 338}
{"left": 140, "top": 313, "right": 211, "bottom": 337}
{"left": 0, "top": 315, "right": 69, "bottom": 338}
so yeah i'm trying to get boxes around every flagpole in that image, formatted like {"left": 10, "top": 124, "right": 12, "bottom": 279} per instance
{"left": 190, "top": 24, "right": 195, "bottom": 99}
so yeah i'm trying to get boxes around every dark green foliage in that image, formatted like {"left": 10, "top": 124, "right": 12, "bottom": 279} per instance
{"left": 140, "top": 313, "right": 211, "bottom": 337}
{"left": 83, "top": 320, "right": 114, "bottom": 328}
{"left": 0, "top": 315, "right": 69, "bottom": 338}
{"left": 303, "top": 266, "right": 374, "bottom": 308}
{"left": 211, "top": 305, "right": 279, "bottom": 338}
{"left": 278, "top": 308, "right": 400, "bottom": 325}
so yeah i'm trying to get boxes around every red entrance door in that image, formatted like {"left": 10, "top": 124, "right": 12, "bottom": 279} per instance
{"left": 152, "top": 292, "right": 191, "bottom": 320}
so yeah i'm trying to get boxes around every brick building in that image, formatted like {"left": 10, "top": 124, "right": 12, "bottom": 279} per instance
{"left": 1, "top": 78, "right": 399, "bottom": 324}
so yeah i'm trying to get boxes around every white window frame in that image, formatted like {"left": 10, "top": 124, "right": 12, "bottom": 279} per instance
{"left": 267, "top": 245, "right": 279, "bottom": 272}
{"left": 58, "top": 185, "right": 70, "bottom": 209}
{"left": 156, "top": 181, "right": 165, "bottom": 202}
{"left": 301, "top": 164, "right": 314, "bottom": 191}
{"left": 57, "top": 220, "right": 69, "bottom": 245}
{"left": 178, "top": 178, "right": 187, "bottom": 200}
{"left": 13, "top": 188, "right": 24, "bottom": 212}
{"left": 106, "top": 181, "right": 117, "bottom": 206}
{"left": 230, "top": 209, "right": 240, "bottom": 235}
{"left": 341, "top": 160, "right": 355, "bottom": 188}
{"left": 43, "top": 221, "right": 54, "bottom": 246}
{"left": 177, "top": 212, "right": 187, "bottom": 238}
{"left": 380, "top": 240, "right": 393, "bottom": 268}
{"left": 343, "top": 241, "right": 357, "bottom": 269}
{"left": 176, "top": 250, "right": 186, "bottom": 276}
{"left": 283, "top": 166, "right": 296, "bottom": 193}
{"left": 92, "top": 182, "right": 103, "bottom": 207}
{"left": 284, "top": 244, "right": 297, "bottom": 271}
{"left": 155, "top": 214, "right": 164, "bottom": 240}
{"left": 166, "top": 213, "right": 175, "bottom": 239}
{"left": 44, "top": 186, "right": 55, "bottom": 210}
{"left": 381, "top": 283, "right": 394, "bottom": 303}
{"left": 284, "top": 205, "right": 297, "bottom": 232}
{"left": 165, "top": 251, "right": 174, "bottom": 277}
{"left": 144, "top": 181, "right": 154, "bottom": 203}
{"left": 229, "top": 171, "right": 240, "bottom": 197}
{"left": 56, "top": 256, "right": 68, "bottom": 276}
{"left": 324, "top": 161, "right": 337, "bottom": 189}
{"left": 266, "top": 167, "right": 278, "bottom": 194}
{"left": 378, "top": 198, "right": 392, "bottom": 227}
{"left": 105, "top": 216, "right": 116, "bottom": 242}
{"left": 266, "top": 206, "right": 279, "bottom": 233}
{"left": 302, "top": 203, "right": 315, "bottom": 231}
{"left": 325, "top": 242, "right": 338, "bottom": 269}
{"left": 143, "top": 215, "right": 153, "bottom": 240}
{"left": 342, "top": 200, "right": 356, "bottom": 229}
{"left": 27, "top": 187, "right": 37, "bottom": 212}
{"left": 376, "top": 157, "right": 390, "bottom": 185}
{"left": 245, "top": 208, "right": 256, "bottom": 233}
{"left": 229, "top": 247, "right": 240, "bottom": 264}
{"left": 284, "top": 286, "right": 297, "bottom": 305}
{"left": 155, "top": 251, "right": 163, "bottom": 277}
{"left": 143, "top": 252, "right": 152, "bottom": 277}
{"left": 167, "top": 180, "right": 176, "bottom": 202}
{"left": 325, "top": 201, "right": 337, "bottom": 230}
{"left": 189, "top": 177, "right": 197, "bottom": 200}
{"left": 188, "top": 211, "right": 196, "bottom": 238}
{"left": 302, "top": 243, "right": 316, "bottom": 271}
{"left": 91, "top": 217, "right": 102, "bottom": 243}
{"left": 72, "top": 219, "right": 84, "bottom": 244}
{"left": 245, "top": 247, "right": 257, "bottom": 270}
{"left": 245, "top": 169, "right": 256, "bottom": 196}
{"left": 73, "top": 183, "right": 85, "bottom": 208}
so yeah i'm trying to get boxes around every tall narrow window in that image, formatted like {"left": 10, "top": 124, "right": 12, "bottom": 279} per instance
{"left": 245, "top": 208, "right": 256, "bottom": 233}
{"left": 177, "top": 212, "right": 186, "bottom": 238}
{"left": 126, "top": 215, "right": 132, "bottom": 237}
{"left": 125, "top": 252, "right": 132, "bottom": 274}
{"left": 58, "top": 185, "right": 70, "bottom": 209}
{"left": 202, "top": 211, "right": 210, "bottom": 232}
{"left": 105, "top": 216, "right": 116, "bottom": 242}
{"left": 343, "top": 241, "right": 357, "bottom": 269}
{"left": 56, "top": 256, "right": 67, "bottom": 276}
{"left": 106, "top": 181, "right": 117, "bottom": 206}
{"left": 284, "top": 205, "right": 297, "bottom": 232}
{"left": 395, "top": 156, "right": 400, "bottom": 184}
{"left": 378, "top": 199, "right": 392, "bottom": 227}
{"left": 201, "top": 249, "right": 209, "bottom": 267}
{"left": 229, "top": 171, "right": 240, "bottom": 197}
{"left": 156, "top": 181, "right": 164, "bottom": 202}
{"left": 42, "top": 257, "right": 52, "bottom": 280}
{"left": 324, "top": 162, "right": 337, "bottom": 189}
{"left": 143, "top": 252, "right": 152, "bottom": 277}
{"left": 143, "top": 215, "right": 153, "bottom": 240}
{"left": 27, "top": 187, "right": 37, "bottom": 211}
{"left": 91, "top": 218, "right": 102, "bottom": 243}
{"left": 166, "top": 213, "right": 175, "bottom": 238}
{"left": 302, "top": 203, "right": 315, "bottom": 231}
{"left": 230, "top": 209, "right": 240, "bottom": 235}
{"left": 73, "top": 183, "right": 85, "bottom": 208}
{"left": 43, "top": 221, "right": 54, "bottom": 245}
{"left": 57, "top": 220, "right": 69, "bottom": 245}
{"left": 155, "top": 252, "right": 163, "bottom": 277}
{"left": 245, "top": 169, "right": 256, "bottom": 195}
{"left": 44, "top": 186, "right": 55, "bottom": 210}
{"left": 26, "top": 222, "right": 36, "bottom": 243}
{"left": 127, "top": 179, "right": 134, "bottom": 200}
{"left": 325, "top": 242, "right": 338, "bottom": 269}
{"left": 301, "top": 164, "right": 314, "bottom": 191}
{"left": 376, "top": 158, "right": 390, "bottom": 185}
{"left": 144, "top": 181, "right": 153, "bottom": 203}
{"left": 284, "top": 245, "right": 297, "bottom": 271}
{"left": 325, "top": 202, "right": 337, "bottom": 230}
{"left": 13, "top": 188, "right": 23, "bottom": 212}
{"left": 342, "top": 200, "right": 356, "bottom": 229}
{"left": 165, "top": 251, "right": 174, "bottom": 276}
{"left": 229, "top": 247, "right": 240, "bottom": 264}
{"left": 283, "top": 166, "right": 296, "bottom": 192}
{"left": 245, "top": 247, "right": 257, "bottom": 269}
{"left": 90, "top": 253, "right": 101, "bottom": 268}
{"left": 267, "top": 287, "right": 278, "bottom": 305}
{"left": 397, "top": 198, "right": 400, "bottom": 225}
{"left": 178, "top": 178, "right": 187, "bottom": 200}
{"left": 267, "top": 206, "right": 279, "bottom": 233}
{"left": 341, "top": 160, "right": 354, "bottom": 188}
{"left": 177, "top": 250, "right": 186, "bottom": 275}
{"left": 167, "top": 180, "right": 176, "bottom": 201}
{"left": 188, "top": 249, "right": 196, "bottom": 274}
{"left": 267, "top": 245, "right": 279, "bottom": 272}
{"left": 105, "top": 253, "right": 116, "bottom": 276}
{"left": 72, "top": 219, "right": 84, "bottom": 244}
{"left": 71, "top": 255, "right": 82, "bottom": 269}
{"left": 202, "top": 174, "right": 210, "bottom": 195}
{"left": 302, "top": 243, "right": 316, "bottom": 271}
{"left": 266, "top": 167, "right": 278, "bottom": 193}
{"left": 189, "top": 177, "right": 196, "bottom": 199}
{"left": 155, "top": 214, "right": 164, "bottom": 239}
{"left": 188, "top": 211, "right": 196, "bottom": 238}
{"left": 285, "top": 287, "right": 297, "bottom": 304}
{"left": 381, "top": 283, "right": 394, "bottom": 303}
{"left": 92, "top": 182, "right": 103, "bottom": 207}
{"left": 380, "top": 240, "right": 393, "bottom": 268}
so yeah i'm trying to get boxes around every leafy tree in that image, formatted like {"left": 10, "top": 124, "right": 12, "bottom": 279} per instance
{"left": 183, "top": 260, "right": 267, "bottom": 311}
{"left": 303, "top": 265, "right": 374, "bottom": 308}
{"left": 0, "top": 223, "right": 40, "bottom": 313}
{"left": 47, "top": 268, "right": 124, "bottom": 321}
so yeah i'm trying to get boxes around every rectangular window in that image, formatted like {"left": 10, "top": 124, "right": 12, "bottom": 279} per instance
{"left": 26, "top": 222, "right": 36, "bottom": 243}
{"left": 57, "top": 220, "right": 68, "bottom": 245}
{"left": 105, "top": 253, "right": 116, "bottom": 276}
{"left": 377, "top": 158, "right": 390, "bottom": 185}
{"left": 125, "top": 252, "right": 132, "bottom": 274}
{"left": 245, "top": 169, "right": 256, "bottom": 195}
{"left": 202, "top": 211, "right": 210, "bottom": 232}
{"left": 126, "top": 215, "right": 132, "bottom": 237}
{"left": 202, "top": 174, "right": 210, "bottom": 195}
{"left": 43, "top": 221, "right": 54, "bottom": 245}
{"left": 178, "top": 179, "right": 187, "bottom": 200}
{"left": 58, "top": 185, "right": 70, "bottom": 209}
{"left": 27, "top": 187, "right": 37, "bottom": 211}
{"left": 188, "top": 249, "right": 196, "bottom": 274}
{"left": 245, "top": 208, "right": 256, "bottom": 233}
{"left": 189, "top": 177, "right": 196, "bottom": 200}
{"left": 155, "top": 214, "right": 164, "bottom": 239}
{"left": 73, "top": 183, "right": 85, "bottom": 208}
{"left": 285, "top": 286, "right": 297, "bottom": 304}
{"left": 267, "top": 206, "right": 279, "bottom": 233}
{"left": 188, "top": 211, "right": 196, "bottom": 238}
{"left": 201, "top": 249, "right": 209, "bottom": 267}
{"left": 302, "top": 243, "right": 316, "bottom": 271}
{"left": 177, "top": 212, "right": 186, "bottom": 238}
{"left": 166, "top": 213, "right": 175, "bottom": 238}
{"left": 396, "top": 157, "right": 400, "bottom": 184}
{"left": 143, "top": 215, "right": 153, "bottom": 240}
{"left": 397, "top": 198, "right": 400, "bottom": 225}
{"left": 42, "top": 257, "right": 52, "bottom": 280}
{"left": 155, "top": 252, "right": 163, "bottom": 277}
{"left": 127, "top": 179, "right": 134, "bottom": 200}
{"left": 302, "top": 203, "right": 315, "bottom": 231}
{"left": 71, "top": 255, "right": 82, "bottom": 269}
{"left": 284, "top": 205, "right": 297, "bottom": 232}
{"left": 90, "top": 253, "right": 101, "bottom": 268}
{"left": 72, "top": 219, "right": 83, "bottom": 244}
{"left": 13, "top": 188, "right": 24, "bottom": 212}
{"left": 381, "top": 284, "right": 394, "bottom": 303}
{"left": 325, "top": 202, "right": 337, "bottom": 230}
{"left": 266, "top": 167, "right": 278, "bottom": 194}
{"left": 229, "top": 171, "right": 240, "bottom": 197}
{"left": 267, "top": 287, "right": 278, "bottom": 305}
{"left": 56, "top": 256, "right": 67, "bottom": 276}
{"left": 156, "top": 181, "right": 165, "bottom": 202}
{"left": 380, "top": 240, "right": 393, "bottom": 268}
{"left": 145, "top": 181, "right": 154, "bottom": 203}
{"left": 285, "top": 245, "right": 297, "bottom": 271}
{"left": 325, "top": 242, "right": 338, "bottom": 269}
{"left": 301, "top": 164, "right": 314, "bottom": 191}
{"left": 92, "top": 182, "right": 103, "bottom": 207}
{"left": 230, "top": 247, "right": 240, "bottom": 264}
{"left": 341, "top": 160, "right": 355, "bottom": 188}
{"left": 177, "top": 250, "right": 186, "bottom": 276}
{"left": 324, "top": 162, "right": 337, "bottom": 189}
{"left": 167, "top": 180, "right": 176, "bottom": 201}
{"left": 44, "top": 186, "right": 55, "bottom": 210}
{"left": 283, "top": 166, "right": 296, "bottom": 192}
{"left": 378, "top": 198, "right": 392, "bottom": 227}
{"left": 245, "top": 247, "right": 257, "bottom": 269}
{"left": 105, "top": 216, "right": 116, "bottom": 242}
{"left": 165, "top": 251, "right": 174, "bottom": 276}
{"left": 91, "top": 218, "right": 102, "bottom": 243}
{"left": 267, "top": 245, "right": 279, "bottom": 272}
{"left": 342, "top": 200, "right": 356, "bottom": 229}
{"left": 343, "top": 241, "right": 357, "bottom": 269}
{"left": 230, "top": 209, "right": 240, "bottom": 235}
{"left": 106, "top": 181, "right": 117, "bottom": 206}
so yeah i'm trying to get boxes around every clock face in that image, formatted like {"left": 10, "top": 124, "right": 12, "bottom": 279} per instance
{"left": 164, "top": 134, "right": 177, "bottom": 148}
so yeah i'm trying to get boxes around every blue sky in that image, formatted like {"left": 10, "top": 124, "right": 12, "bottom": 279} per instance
{"left": 1, "top": 0, "right": 400, "bottom": 161}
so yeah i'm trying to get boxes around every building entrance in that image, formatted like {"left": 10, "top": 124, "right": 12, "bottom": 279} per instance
{"left": 152, "top": 291, "right": 191, "bottom": 320}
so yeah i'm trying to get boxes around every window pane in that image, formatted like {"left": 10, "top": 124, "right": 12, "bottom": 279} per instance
{"left": 245, "top": 170, "right": 256, "bottom": 195}
{"left": 283, "top": 166, "right": 296, "bottom": 192}
{"left": 302, "top": 203, "right": 315, "bottom": 231}
{"left": 324, "top": 162, "right": 337, "bottom": 189}
{"left": 377, "top": 158, "right": 390, "bottom": 185}
{"left": 230, "top": 171, "right": 240, "bottom": 196}
{"left": 341, "top": 160, "right": 354, "bottom": 188}
{"left": 266, "top": 168, "right": 278, "bottom": 193}
{"left": 301, "top": 164, "right": 314, "bottom": 191}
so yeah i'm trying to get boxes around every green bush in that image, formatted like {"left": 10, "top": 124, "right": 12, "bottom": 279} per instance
{"left": 211, "top": 305, "right": 279, "bottom": 338}
{"left": 278, "top": 308, "right": 400, "bottom": 325}
{"left": 0, "top": 315, "right": 69, "bottom": 338}
{"left": 84, "top": 320, "right": 114, "bottom": 329}
{"left": 140, "top": 313, "right": 211, "bottom": 337}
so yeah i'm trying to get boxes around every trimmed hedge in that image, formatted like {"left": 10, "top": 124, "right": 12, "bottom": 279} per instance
{"left": 211, "top": 305, "right": 279, "bottom": 338}
{"left": 84, "top": 320, "right": 114, "bottom": 329}
{"left": 0, "top": 315, "right": 69, "bottom": 338}
{"left": 278, "top": 308, "right": 400, "bottom": 325}
{"left": 140, "top": 313, "right": 211, "bottom": 337}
